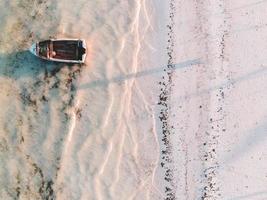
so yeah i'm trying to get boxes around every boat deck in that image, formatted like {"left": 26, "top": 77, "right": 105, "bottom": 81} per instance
{"left": 37, "top": 39, "right": 86, "bottom": 62}
{"left": 51, "top": 40, "right": 79, "bottom": 60}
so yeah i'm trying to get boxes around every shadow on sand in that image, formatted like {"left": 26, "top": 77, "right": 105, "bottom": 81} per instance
{"left": 78, "top": 58, "right": 202, "bottom": 89}
{"left": 0, "top": 50, "right": 80, "bottom": 79}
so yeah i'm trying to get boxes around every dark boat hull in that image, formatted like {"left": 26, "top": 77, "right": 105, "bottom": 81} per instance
{"left": 30, "top": 39, "right": 87, "bottom": 63}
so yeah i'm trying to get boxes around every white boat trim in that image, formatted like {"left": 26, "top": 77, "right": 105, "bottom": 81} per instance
{"left": 49, "top": 57, "right": 84, "bottom": 63}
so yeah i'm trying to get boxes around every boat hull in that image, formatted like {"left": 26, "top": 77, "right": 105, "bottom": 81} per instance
{"left": 29, "top": 39, "right": 87, "bottom": 64}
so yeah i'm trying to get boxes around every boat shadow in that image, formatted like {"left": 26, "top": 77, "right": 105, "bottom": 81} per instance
{"left": 0, "top": 50, "right": 80, "bottom": 79}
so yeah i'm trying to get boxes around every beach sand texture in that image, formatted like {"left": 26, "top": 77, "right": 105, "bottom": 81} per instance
{"left": 0, "top": 0, "right": 267, "bottom": 199}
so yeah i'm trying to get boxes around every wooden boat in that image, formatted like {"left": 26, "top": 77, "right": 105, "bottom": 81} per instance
{"left": 29, "top": 39, "right": 86, "bottom": 63}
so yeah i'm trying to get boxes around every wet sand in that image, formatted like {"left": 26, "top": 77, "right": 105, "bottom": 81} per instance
{"left": 0, "top": 0, "right": 163, "bottom": 199}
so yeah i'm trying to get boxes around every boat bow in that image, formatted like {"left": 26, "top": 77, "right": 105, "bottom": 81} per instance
{"left": 29, "top": 43, "right": 37, "bottom": 56}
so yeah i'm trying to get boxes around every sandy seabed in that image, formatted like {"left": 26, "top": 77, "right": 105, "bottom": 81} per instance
{"left": 1, "top": 0, "right": 267, "bottom": 200}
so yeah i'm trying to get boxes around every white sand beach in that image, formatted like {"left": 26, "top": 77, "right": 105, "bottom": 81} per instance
{"left": 0, "top": 0, "right": 267, "bottom": 199}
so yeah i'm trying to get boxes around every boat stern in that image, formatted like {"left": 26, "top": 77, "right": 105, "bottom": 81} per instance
{"left": 29, "top": 43, "right": 37, "bottom": 56}
{"left": 81, "top": 39, "right": 87, "bottom": 63}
